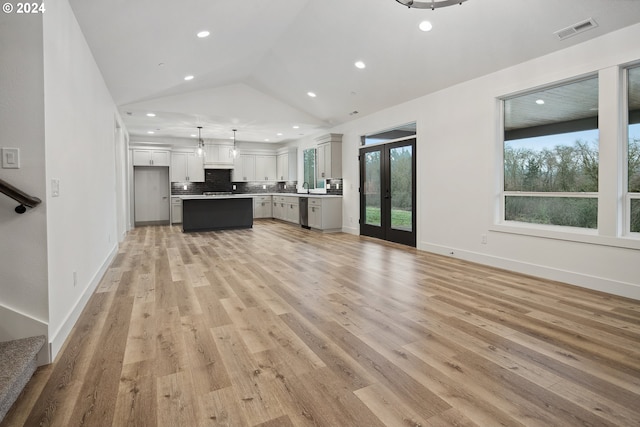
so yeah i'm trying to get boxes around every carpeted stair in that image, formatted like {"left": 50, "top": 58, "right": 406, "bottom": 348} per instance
{"left": 0, "top": 335, "right": 45, "bottom": 422}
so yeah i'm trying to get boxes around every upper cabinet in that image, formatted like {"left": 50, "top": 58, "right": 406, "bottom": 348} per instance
{"left": 171, "top": 151, "right": 204, "bottom": 182}
{"left": 132, "top": 149, "right": 170, "bottom": 166}
{"left": 255, "top": 155, "right": 277, "bottom": 181}
{"left": 233, "top": 153, "right": 278, "bottom": 182}
{"left": 204, "top": 143, "right": 234, "bottom": 169}
{"left": 315, "top": 134, "right": 342, "bottom": 180}
{"left": 276, "top": 148, "right": 297, "bottom": 181}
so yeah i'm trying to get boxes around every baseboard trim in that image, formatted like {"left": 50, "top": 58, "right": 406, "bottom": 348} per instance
{"left": 419, "top": 242, "right": 640, "bottom": 301}
{"left": 49, "top": 243, "right": 118, "bottom": 361}
{"left": 341, "top": 225, "right": 359, "bottom": 235}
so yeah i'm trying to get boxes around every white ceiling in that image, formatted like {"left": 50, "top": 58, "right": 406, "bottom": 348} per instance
{"left": 68, "top": 0, "right": 640, "bottom": 144}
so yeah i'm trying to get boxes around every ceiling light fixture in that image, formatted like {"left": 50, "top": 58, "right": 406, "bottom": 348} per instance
{"left": 232, "top": 129, "right": 238, "bottom": 158}
{"left": 307, "top": 92, "right": 317, "bottom": 98}
{"left": 355, "top": 61, "right": 366, "bottom": 69}
{"left": 293, "top": 125, "right": 300, "bottom": 129}
{"left": 184, "top": 75, "right": 194, "bottom": 81}
{"left": 146, "top": 112, "right": 156, "bottom": 117}
{"left": 196, "top": 126, "right": 204, "bottom": 157}
{"left": 147, "top": 131, "right": 155, "bottom": 134}
{"left": 395, "top": 0, "right": 467, "bottom": 9}
{"left": 419, "top": 21, "right": 433, "bottom": 32}
{"left": 197, "top": 30, "right": 210, "bottom": 38}
{"left": 536, "top": 99, "right": 545, "bottom": 105}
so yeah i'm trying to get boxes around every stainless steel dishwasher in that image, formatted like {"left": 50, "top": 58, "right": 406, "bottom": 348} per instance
{"left": 299, "top": 197, "right": 309, "bottom": 229}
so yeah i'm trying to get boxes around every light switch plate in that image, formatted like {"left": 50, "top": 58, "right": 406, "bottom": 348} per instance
{"left": 2, "top": 147, "right": 20, "bottom": 169}
{"left": 51, "top": 179, "right": 60, "bottom": 197}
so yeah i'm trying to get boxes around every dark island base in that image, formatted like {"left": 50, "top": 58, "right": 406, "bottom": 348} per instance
{"left": 182, "top": 197, "right": 253, "bottom": 232}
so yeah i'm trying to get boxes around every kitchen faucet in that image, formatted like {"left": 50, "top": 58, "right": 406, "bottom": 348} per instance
{"left": 302, "top": 181, "right": 309, "bottom": 193}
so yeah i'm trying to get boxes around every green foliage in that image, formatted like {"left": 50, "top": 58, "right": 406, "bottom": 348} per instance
{"left": 505, "top": 196, "right": 598, "bottom": 229}
{"left": 504, "top": 139, "right": 599, "bottom": 192}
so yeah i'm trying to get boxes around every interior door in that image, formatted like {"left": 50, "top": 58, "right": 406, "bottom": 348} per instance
{"left": 360, "top": 139, "right": 416, "bottom": 246}
{"left": 134, "top": 166, "right": 170, "bottom": 225}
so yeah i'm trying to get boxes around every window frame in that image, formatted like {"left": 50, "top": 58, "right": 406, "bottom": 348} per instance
{"left": 625, "top": 64, "right": 640, "bottom": 236}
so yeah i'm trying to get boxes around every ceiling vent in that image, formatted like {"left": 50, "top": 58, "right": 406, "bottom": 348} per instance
{"left": 554, "top": 18, "right": 598, "bottom": 41}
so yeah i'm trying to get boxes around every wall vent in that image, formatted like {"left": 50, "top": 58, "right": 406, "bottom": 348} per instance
{"left": 554, "top": 18, "right": 598, "bottom": 41}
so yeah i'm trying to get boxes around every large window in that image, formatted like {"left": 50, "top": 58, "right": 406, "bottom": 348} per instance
{"left": 628, "top": 66, "right": 640, "bottom": 233}
{"left": 503, "top": 77, "right": 599, "bottom": 228}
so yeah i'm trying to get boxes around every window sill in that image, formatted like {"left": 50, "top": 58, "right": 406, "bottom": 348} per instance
{"left": 490, "top": 221, "right": 640, "bottom": 250}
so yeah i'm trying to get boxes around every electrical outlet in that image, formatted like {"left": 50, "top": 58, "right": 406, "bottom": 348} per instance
{"left": 73, "top": 271, "right": 78, "bottom": 287}
{"left": 233, "top": 184, "right": 236, "bottom": 190}
{"left": 481, "top": 234, "right": 487, "bottom": 244}
{"left": 262, "top": 184, "right": 266, "bottom": 189}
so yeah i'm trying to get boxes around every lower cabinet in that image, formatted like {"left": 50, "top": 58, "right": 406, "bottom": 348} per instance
{"left": 272, "top": 196, "right": 299, "bottom": 224}
{"left": 308, "top": 197, "right": 342, "bottom": 232}
{"left": 253, "top": 195, "right": 272, "bottom": 218}
{"left": 171, "top": 197, "right": 182, "bottom": 224}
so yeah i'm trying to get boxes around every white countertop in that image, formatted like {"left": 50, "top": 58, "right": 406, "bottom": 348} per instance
{"left": 176, "top": 193, "right": 342, "bottom": 200}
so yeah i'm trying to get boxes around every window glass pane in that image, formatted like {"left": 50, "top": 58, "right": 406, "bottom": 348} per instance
{"left": 628, "top": 66, "right": 640, "bottom": 193}
{"left": 303, "top": 148, "right": 316, "bottom": 190}
{"left": 504, "top": 130, "right": 599, "bottom": 192}
{"left": 390, "top": 145, "right": 413, "bottom": 231}
{"left": 364, "top": 151, "right": 381, "bottom": 226}
{"left": 631, "top": 199, "right": 640, "bottom": 233}
{"left": 505, "top": 196, "right": 598, "bottom": 229}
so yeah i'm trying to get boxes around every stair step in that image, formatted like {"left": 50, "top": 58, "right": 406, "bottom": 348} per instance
{"left": 0, "top": 335, "right": 46, "bottom": 422}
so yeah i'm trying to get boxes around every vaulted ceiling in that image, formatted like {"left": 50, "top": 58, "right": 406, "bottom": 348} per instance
{"left": 68, "top": 0, "right": 640, "bottom": 143}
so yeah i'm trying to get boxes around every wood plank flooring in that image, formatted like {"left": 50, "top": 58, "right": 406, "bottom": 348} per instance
{"left": 3, "top": 221, "right": 640, "bottom": 426}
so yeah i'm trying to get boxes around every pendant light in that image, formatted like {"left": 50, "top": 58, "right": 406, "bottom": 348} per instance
{"left": 232, "top": 129, "right": 238, "bottom": 158}
{"left": 196, "top": 126, "right": 204, "bottom": 157}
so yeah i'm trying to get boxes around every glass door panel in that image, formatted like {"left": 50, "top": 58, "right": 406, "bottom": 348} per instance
{"left": 389, "top": 145, "right": 413, "bottom": 231}
{"left": 364, "top": 151, "right": 381, "bottom": 226}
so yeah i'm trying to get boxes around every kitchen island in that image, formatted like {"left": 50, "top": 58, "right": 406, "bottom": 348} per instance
{"left": 182, "top": 195, "right": 253, "bottom": 232}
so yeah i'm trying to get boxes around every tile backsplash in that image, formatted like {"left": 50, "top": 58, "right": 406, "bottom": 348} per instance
{"left": 171, "top": 169, "right": 343, "bottom": 196}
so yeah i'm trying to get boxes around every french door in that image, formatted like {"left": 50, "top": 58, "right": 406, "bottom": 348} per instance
{"left": 360, "top": 138, "right": 416, "bottom": 247}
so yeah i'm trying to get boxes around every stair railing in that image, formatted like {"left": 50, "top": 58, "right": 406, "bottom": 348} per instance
{"left": 0, "top": 178, "right": 42, "bottom": 214}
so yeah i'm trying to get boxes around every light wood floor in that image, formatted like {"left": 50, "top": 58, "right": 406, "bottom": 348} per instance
{"left": 3, "top": 221, "right": 640, "bottom": 427}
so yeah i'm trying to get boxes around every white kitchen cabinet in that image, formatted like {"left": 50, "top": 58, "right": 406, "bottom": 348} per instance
{"left": 315, "top": 134, "right": 342, "bottom": 180}
{"left": 204, "top": 143, "right": 234, "bottom": 169}
{"left": 171, "top": 197, "right": 182, "bottom": 224}
{"left": 132, "top": 149, "right": 170, "bottom": 166}
{"left": 308, "top": 197, "right": 342, "bottom": 232}
{"left": 276, "top": 153, "right": 288, "bottom": 181}
{"left": 253, "top": 195, "right": 272, "bottom": 218}
{"left": 171, "top": 152, "right": 204, "bottom": 182}
{"left": 255, "top": 155, "right": 277, "bottom": 181}
{"left": 284, "top": 196, "right": 299, "bottom": 224}
{"left": 233, "top": 154, "right": 256, "bottom": 182}
{"left": 272, "top": 197, "right": 285, "bottom": 220}
{"left": 272, "top": 195, "right": 297, "bottom": 223}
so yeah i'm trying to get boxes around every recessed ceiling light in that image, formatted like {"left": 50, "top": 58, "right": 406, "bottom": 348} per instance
{"left": 277, "top": 133, "right": 283, "bottom": 136}
{"left": 292, "top": 125, "right": 300, "bottom": 129}
{"left": 197, "top": 30, "right": 210, "bottom": 38}
{"left": 146, "top": 113, "right": 156, "bottom": 117}
{"left": 264, "top": 139, "right": 270, "bottom": 142}
{"left": 191, "top": 134, "right": 197, "bottom": 137}
{"left": 536, "top": 99, "right": 545, "bottom": 105}
{"left": 355, "top": 61, "right": 366, "bottom": 69}
{"left": 147, "top": 131, "right": 155, "bottom": 134}
{"left": 184, "top": 75, "right": 194, "bottom": 81}
{"left": 419, "top": 21, "right": 433, "bottom": 32}
{"left": 307, "top": 92, "right": 317, "bottom": 98}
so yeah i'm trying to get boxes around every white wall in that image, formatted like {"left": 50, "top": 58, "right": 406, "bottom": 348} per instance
{"left": 305, "top": 23, "right": 640, "bottom": 300}
{"left": 43, "top": 0, "right": 121, "bottom": 358}
{"left": 0, "top": 12, "right": 49, "bottom": 348}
